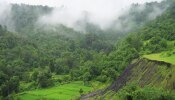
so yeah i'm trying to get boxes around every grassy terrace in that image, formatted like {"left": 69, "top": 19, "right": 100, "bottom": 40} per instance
{"left": 143, "top": 40, "right": 175, "bottom": 65}
{"left": 143, "top": 53, "right": 175, "bottom": 65}
{"left": 16, "top": 81, "right": 92, "bottom": 100}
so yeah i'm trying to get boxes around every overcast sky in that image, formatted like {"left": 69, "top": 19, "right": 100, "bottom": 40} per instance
{"left": 2, "top": 0, "right": 163, "bottom": 7}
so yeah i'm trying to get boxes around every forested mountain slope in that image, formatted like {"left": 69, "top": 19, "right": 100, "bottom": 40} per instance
{"left": 0, "top": 0, "right": 174, "bottom": 100}
{"left": 81, "top": 0, "right": 175, "bottom": 99}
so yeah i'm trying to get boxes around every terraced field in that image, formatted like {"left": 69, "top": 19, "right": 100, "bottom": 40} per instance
{"left": 16, "top": 81, "right": 92, "bottom": 100}
{"left": 144, "top": 52, "right": 175, "bottom": 65}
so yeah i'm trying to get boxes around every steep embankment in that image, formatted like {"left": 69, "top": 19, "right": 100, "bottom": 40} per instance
{"left": 81, "top": 58, "right": 175, "bottom": 99}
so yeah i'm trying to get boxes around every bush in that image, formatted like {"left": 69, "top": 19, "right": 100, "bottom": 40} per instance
{"left": 160, "top": 39, "right": 167, "bottom": 48}
{"left": 166, "top": 52, "right": 172, "bottom": 57}
{"left": 62, "top": 75, "right": 71, "bottom": 82}
{"left": 37, "top": 72, "right": 53, "bottom": 88}
{"left": 96, "top": 75, "right": 108, "bottom": 83}
{"left": 83, "top": 72, "right": 91, "bottom": 82}
{"left": 79, "top": 88, "right": 84, "bottom": 94}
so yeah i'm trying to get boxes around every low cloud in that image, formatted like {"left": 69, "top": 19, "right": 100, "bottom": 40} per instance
{"left": 37, "top": 0, "right": 165, "bottom": 32}
{"left": 0, "top": 0, "right": 167, "bottom": 33}
{"left": 110, "top": 2, "right": 169, "bottom": 33}
{"left": 0, "top": 3, "right": 14, "bottom": 31}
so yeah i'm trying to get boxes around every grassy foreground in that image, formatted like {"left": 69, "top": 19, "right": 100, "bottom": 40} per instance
{"left": 16, "top": 81, "right": 92, "bottom": 100}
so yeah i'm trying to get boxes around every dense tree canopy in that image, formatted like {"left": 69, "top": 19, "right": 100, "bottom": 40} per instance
{"left": 0, "top": 0, "right": 175, "bottom": 99}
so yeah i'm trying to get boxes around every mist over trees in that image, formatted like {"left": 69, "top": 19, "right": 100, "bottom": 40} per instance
{"left": 0, "top": 0, "right": 175, "bottom": 99}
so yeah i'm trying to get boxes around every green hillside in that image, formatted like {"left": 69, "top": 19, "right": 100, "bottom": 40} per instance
{"left": 82, "top": 58, "right": 175, "bottom": 99}
{"left": 81, "top": 0, "right": 175, "bottom": 99}
{"left": 0, "top": 0, "right": 175, "bottom": 100}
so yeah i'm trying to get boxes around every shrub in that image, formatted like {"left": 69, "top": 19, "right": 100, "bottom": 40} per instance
{"left": 37, "top": 72, "right": 53, "bottom": 88}
{"left": 96, "top": 75, "right": 108, "bottom": 83}
{"left": 79, "top": 88, "right": 84, "bottom": 95}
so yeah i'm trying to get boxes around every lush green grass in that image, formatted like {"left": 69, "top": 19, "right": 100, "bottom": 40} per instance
{"left": 17, "top": 81, "right": 92, "bottom": 100}
{"left": 143, "top": 40, "right": 175, "bottom": 65}
{"left": 143, "top": 52, "right": 175, "bottom": 65}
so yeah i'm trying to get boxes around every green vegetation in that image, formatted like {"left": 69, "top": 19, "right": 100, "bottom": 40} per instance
{"left": 144, "top": 52, "right": 175, "bottom": 65}
{"left": 0, "top": 0, "right": 175, "bottom": 99}
{"left": 143, "top": 39, "right": 175, "bottom": 65}
{"left": 81, "top": 0, "right": 175, "bottom": 99}
{"left": 87, "top": 58, "right": 175, "bottom": 99}
{"left": 0, "top": 18, "right": 139, "bottom": 99}
{"left": 17, "top": 81, "right": 92, "bottom": 100}
{"left": 104, "top": 84, "right": 175, "bottom": 100}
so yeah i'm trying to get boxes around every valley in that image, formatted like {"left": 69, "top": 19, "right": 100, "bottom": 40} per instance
{"left": 0, "top": 0, "right": 175, "bottom": 100}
